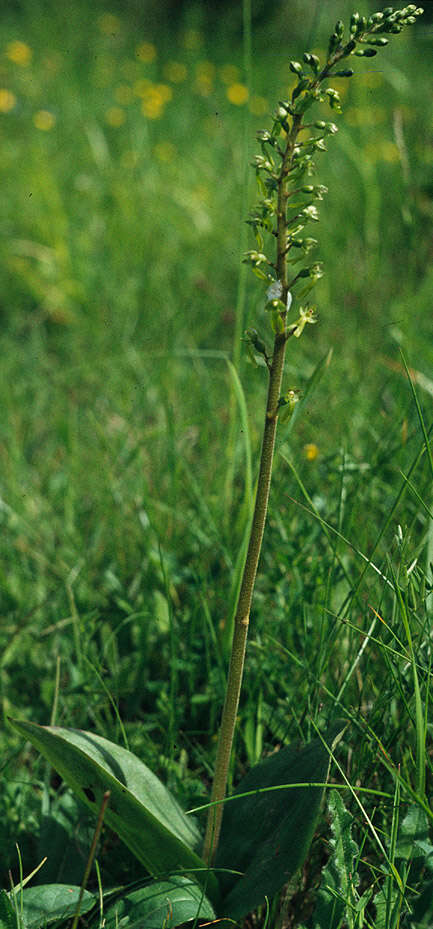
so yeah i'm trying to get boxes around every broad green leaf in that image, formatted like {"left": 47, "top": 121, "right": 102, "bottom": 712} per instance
{"left": 216, "top": 722, "right": 346, "bottom": 919}
{"left": 0, "top": 890, "right": 16, "bottom": 929}
{"left": 9, "top": 720, "right": 218, "bottom": 901}
{"left": 38, "top": 791, "right": 93, "bottom": 884}
{"left": 9, "top": 884, "right": 95, "bottom": 929}
{"left": 396, "top": 804, "right": 432, "bottom": 861}
{"left": 101, "top": 877, "right": 215, "bottom": 929}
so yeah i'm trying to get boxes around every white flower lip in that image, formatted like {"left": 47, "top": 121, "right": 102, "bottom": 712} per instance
{"left": 286, "top": 291, "right": 292, "bottom": 311}
{"left": 266, "top": 280, "right": 283, "bottom": 302}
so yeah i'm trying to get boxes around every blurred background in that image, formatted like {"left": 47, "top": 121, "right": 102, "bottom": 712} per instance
{"left": 0, "top": 0, "right": 432, "bottom": 886}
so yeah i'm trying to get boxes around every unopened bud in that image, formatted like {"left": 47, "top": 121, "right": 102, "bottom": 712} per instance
{"left": 303, "top": 52, "right": 320, "bottom": 74}
{"left": 289, "top": 60, "right": 303, "bottom": 75}
{"left": 355, "top": 47, "right": 378, "bottom": 56}
{"left": 365, "top": 36, "right": 389, "bottom": 45}
{"left": 368, "top": 11, "right": 384, "bottom": 23}
{"left": 328, "top": 32, "right": 340, "bottom": 55}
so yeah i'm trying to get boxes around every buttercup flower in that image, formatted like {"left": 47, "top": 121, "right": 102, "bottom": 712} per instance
{"left": 6, "top": 40, "right": 32, "bottom": 66}
{"left": 0, "top": 89, "right": 16, "bottom": 113}
{"left": 227, "top": 82, "right": 249, "bottom": 105}
{"left": 33, "top": 109, "right": 55, "bottom": 130}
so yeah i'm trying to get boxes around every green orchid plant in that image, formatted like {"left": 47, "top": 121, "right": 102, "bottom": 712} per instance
{"left": 7, "top": 7, "right": 423, "bottom": 929}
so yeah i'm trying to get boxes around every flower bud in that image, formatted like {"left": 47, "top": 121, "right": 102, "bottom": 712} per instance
{"left": 325, "top": 88, "right": 341, "bottom": 111}
{"left": 354, "top": 47, "right": 378, "bottom": 56}
{"left": 328, "top": 32, "right": 340, "bottom": 55}
{"left": 278, "top": 389, "right": 299, "bottom": 423}
{"left": 271, "top": 308, "right": 285, "bottom": 334}
{"left": 365, "top": 36, "right": 389, "bottom": 45}
{"left": 335, "top": 19, "right": 344, "bottom": 38}
{"left": 289, "top": 60, "right": 303, "bottom": 75}
{"left": 368, "top": 12, "right": 384, "bottom": 24}
{"left": 303, "top": 52, "right": 320, "bottom": 74}
{"left": 245, "top": 328, "right": 268, "bottom": 358}
{"left": 257, "top": 130, "right": 273, "bottom": 144}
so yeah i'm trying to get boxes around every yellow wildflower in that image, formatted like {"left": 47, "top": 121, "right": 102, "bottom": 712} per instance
{"left": 227, "top": 82, "right": 249, "bottom": 105}
{"left": 98, "top": 13, "right": 120, "bottom": 35}
{"left": 154, "top": 141, "right": 176, "bottom": 162}
{"left": 33, "top": 109, "right": 55, "bottom": 130}
{"left": 155, "top": 83, "right": 172, "bottom": 103}
{"left": 140, "top": 85, "right": 170, "bottom": 119}
{"left": 105, "top": 106, "right": 125, "bottom": 127}
{"left": 304, "top": 444, "right": 319, "bottom": 461}
{"left": 0, "top": 89, "right": 16, "bottom": 113}
{"left": 136, "top": 42, "right": 156, "bottom": 63}
{"left": 6, "top": 40, "right": 32, "bottom": 66}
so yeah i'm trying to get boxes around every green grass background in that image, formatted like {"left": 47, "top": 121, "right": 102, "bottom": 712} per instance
{"left": 1, "top": 0, "right": 433, "bottom": 920}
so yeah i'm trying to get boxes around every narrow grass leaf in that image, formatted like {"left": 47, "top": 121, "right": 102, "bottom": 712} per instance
{"left": 278, "top": 348, "right": 332, "bottom": 442}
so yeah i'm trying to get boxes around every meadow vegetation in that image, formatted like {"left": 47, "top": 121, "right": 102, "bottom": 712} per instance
{"left": 0, "top": 0, "right": 433, "bottom": 925}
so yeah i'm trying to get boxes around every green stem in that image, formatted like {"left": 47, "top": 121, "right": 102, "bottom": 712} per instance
{"left": 202, "top": 121, "right": 301, "bottom": 867}
{"left": 202, "top": 334, "right": 287, "bottom": 865}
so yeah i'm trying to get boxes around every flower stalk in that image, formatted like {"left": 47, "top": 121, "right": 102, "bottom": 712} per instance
{"left": 203, "top": 3, "right": 423, "bottom": 866}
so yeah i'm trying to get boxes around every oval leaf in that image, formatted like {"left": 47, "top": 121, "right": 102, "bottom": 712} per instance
{"left": 9, "top": 884, "right": 95, "bottom": 929}
{"left": 101, "top": 877, "right": 215, "bottom": 929}
{"left": 215, "top": 722, "right": 347, "bottom": 918}
{"left": 9, "top": 720, "right": 217, "bottom": 901}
